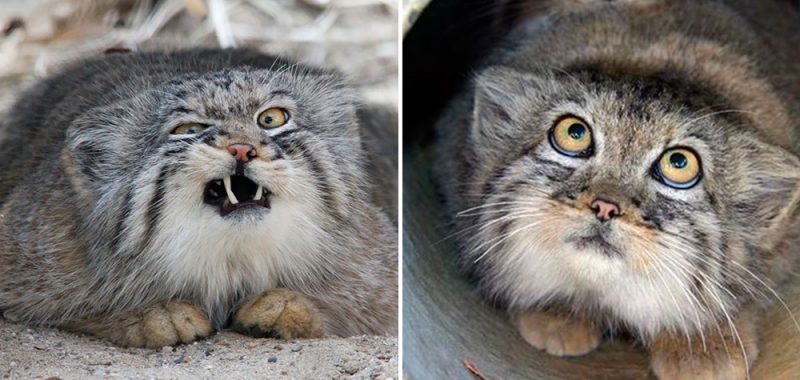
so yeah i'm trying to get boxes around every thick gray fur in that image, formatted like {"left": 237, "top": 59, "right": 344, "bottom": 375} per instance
{"left": 410, "top": 0, "right": 800, "bottom": 378}
{"left": 0, "top": 48, "right": 397, "bottom": 337}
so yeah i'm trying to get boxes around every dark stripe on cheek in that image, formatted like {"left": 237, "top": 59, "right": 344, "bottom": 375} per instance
{"left": 295, "top": 142, "right": 339, "bottom": 219}
{"left": 481, "top": 165, "right": 510, "bottom": 203}
{"left": 531, "top": 156, "right": 575, "bottom": 173}
{"left": 260, "top": 138, "right": 286, "bottom": 161}
{"left": 648, "top": 193, "right": 690, "bottom": 226}
{"left": 201, "top": 133, "right": 217, "bottom": 146}
{"left": 164, "top": 145, "right": 189, "bottom": 157}
{"left": 690, "top": 221, "right": 711, "bottom": 276}
{"left": 140, "top": 165, "right": 170, "bottom": 252}
{"left": 270, "top": 128, "right": 300, "bottom": 142}
{"left": 272, "top": 134, "right": 298, "bottom": 156}
{"left": 110, "top": 187, "right": 134, "bottom": 254}
{"left": 272, "top": 134, "right": 339, "bottom": 219}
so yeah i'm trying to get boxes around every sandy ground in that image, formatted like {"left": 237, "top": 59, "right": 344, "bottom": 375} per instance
{"left": 0, "top": 319, "right": 397, "bottom": 379}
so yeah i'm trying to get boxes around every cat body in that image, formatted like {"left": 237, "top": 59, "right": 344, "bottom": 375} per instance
{"left": 0, "top": 48, "right": 397, "bottom": 346}
{"left": 436, "top": 0, "right": 800, "bottom": 377}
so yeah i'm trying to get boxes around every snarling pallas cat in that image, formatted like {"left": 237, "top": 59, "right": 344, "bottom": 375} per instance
{"left": 0, "top": 48, "right": 397, "bottom": 347}
{"left": 436, "top": 0, "right": 800, "bottom": 378}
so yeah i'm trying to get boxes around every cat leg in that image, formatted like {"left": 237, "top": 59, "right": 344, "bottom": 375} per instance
{"left": 232, "top": 288, "right": 323, "bottom": 339}
{"left": 515, "top": 310, "right": 603, "bottom": 356}
{"left": 649, "top": 311, "right": 758, "bottom": 380}
{"left": 66, "top": 300, "right": 213, "bottom": 348}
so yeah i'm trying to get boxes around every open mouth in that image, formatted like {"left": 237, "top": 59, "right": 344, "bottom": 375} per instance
{"left": 204, "top": 175, "right": 271, "bottom": 216}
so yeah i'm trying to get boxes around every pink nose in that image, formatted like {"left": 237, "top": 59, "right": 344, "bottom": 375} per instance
{"left": 590, "top": 198, "right": 620, "bottom": 221}
{"left": 227, "top": 143, "right": 257, "bottom": 162}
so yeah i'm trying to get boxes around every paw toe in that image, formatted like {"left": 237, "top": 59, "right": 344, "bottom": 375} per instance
{"left": 233, "top": 289, "right": 322, "bottom": 339}
{"left": 517, "top": 312, "right": 601, "bottom": 357}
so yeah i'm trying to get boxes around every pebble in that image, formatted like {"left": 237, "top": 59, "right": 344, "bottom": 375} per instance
{"left": 268, "top": 357, "right": 277, "bottom": 363}
{"left": 174, "top": 353, "right": 187, "bottom": 364}
{"left": 290, "top": 345, "right": 303, "bottom": 353}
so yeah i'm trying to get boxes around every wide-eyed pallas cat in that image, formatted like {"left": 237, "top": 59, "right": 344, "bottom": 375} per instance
{"left": 436, "top": 0, "right": 800, "bottom": 378}
{"left": 0, "top": 48, "right": 397, "bottom": 348}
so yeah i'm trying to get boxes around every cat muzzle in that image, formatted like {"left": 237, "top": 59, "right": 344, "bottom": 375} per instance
{"left": 203, "top": 174, "right": 271, "bottom": 216}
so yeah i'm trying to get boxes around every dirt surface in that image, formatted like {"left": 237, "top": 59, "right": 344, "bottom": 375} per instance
{"left": 0, "top": 319, "right": 398, "bottom": 379}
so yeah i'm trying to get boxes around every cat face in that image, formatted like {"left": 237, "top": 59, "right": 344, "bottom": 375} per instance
{"left": 460, "top": 66, "right": 800, "bottom": 337}
{"left": 64, "top": 66, "right": 365, "bottom": 312}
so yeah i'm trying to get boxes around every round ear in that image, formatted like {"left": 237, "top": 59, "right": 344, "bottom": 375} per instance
{"left": 729, "top": 135, "right": 800, "bottom": 251}
{"left": 470, "top": 66, "right": 556, "bottom": 160}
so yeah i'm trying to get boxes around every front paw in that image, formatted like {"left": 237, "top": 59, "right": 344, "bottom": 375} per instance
{"left": 650, "top": 345, "right": 751, "bottom": 380}
{"left": 515, "top": 311, "right": 602, "bottom": 356}
{"left": 650, "top": 318, "right": 757, "bottom": 380}
{"left": 69, "top": 300, "right": 213, "bottom": 348}
{"left": 232, "top": 288, "right": 323, "bottom": 339}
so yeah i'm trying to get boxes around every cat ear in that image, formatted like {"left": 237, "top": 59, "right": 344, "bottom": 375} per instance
{"left": 730, "top": 136, "right": 800, "bottom": 250}
{"left": 472, "top": 66, "right": 539, "bottom": 127}
{"left": 470, "top": 67, "right": 549, "bottom": 153}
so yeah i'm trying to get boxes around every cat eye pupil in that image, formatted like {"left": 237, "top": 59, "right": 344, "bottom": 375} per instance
{"left": 568, "top": 124, "right": 586, "bottom": 139}
{"left": 669, "top": 153, "right": 688, "bottom": 169}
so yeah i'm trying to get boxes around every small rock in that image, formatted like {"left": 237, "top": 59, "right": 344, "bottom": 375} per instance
{"left": 290, "top": 345, "right": 302, "bottom": 353}
{"left": 268, "top": 357, "right": 277, "bottom": 363}
{"left": 174, "top": 353, "right": 187, "bottom": 364}
{"left": 204, "top": 348, "right": 214, "bottom": 356}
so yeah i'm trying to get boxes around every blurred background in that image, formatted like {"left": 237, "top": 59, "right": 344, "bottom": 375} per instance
{"left": 0, "top": 0, "right": 397, "bottom": 111}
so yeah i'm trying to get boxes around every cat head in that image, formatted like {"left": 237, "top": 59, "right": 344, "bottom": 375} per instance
{"left": 64, "top": 63, "right": 366, "bottom": 281}
{"left": 459, "top": 65, "right": 800, "bottom": 336}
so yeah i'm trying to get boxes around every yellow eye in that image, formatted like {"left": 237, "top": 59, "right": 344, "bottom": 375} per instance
{"left": 257, "top": 107, "right": 289, "bottom": 129}
{"left": 549, "top": 116, "right": 593, "bottom": 157}
{"left": 654, "top": 148, "right": 702, "bottom": 189}
{"left": 171, "top": 123, "right": 208, "bottom": 135}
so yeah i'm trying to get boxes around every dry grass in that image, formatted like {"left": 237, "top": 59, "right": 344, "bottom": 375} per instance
{"left": 0, "top": 0, "right": 397, "bottom": 109}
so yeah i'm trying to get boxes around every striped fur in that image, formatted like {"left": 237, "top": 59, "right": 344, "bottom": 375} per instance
{"left": 434, "top": 0, "right": 800, "bottom": 377}
{"left": 0, "top": 48, "right": 397, "bottom": 341}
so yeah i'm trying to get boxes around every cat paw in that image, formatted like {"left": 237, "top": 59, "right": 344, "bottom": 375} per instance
{"left": 650, "top": 319, "right": 757, "bottom": 380}
{"left": 71, "top": 300, "right": 213, "bottom": 348}
{"left": 232, "top": 288, "right": 323, "bottom": 339}
{"left": 515, "top": 311, "right": 602, "bottom": 357}
{"left": 650, "top": 349, "right": 750, "bottom": 380}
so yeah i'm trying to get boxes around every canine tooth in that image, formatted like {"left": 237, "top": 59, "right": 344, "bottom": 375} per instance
{"left": 254, "top": 185, "right": 263, "bottom": 201}
{"left": 223, "top": 176, "right": 239, "bottom": 204}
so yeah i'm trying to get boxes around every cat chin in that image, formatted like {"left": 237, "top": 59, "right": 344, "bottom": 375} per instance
{"left": 490, "top": 235, "right": 728, "bottom": 338}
